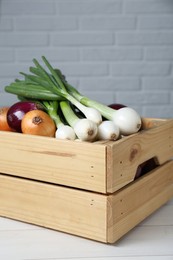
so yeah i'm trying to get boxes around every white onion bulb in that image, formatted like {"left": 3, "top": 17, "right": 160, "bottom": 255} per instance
{"left": 74, "top": 118, "right": 98, "bottom": 141}
{"left": 113, "top": 107, "right": 141, "bottom": 135}
{"left": 55, "top": 125, "right": 76, "bottom": 140}
{"left": 98, "top": 120, "right": 120, "bottom": 141}
{"left": 83, "top": 107, "right": 102, "bottom": 125}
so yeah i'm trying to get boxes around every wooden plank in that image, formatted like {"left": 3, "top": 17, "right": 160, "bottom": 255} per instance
{"left": 0, "top": 118, "right": 172, "bottom": 195}
{"left": 0, "top": 161, "right": 173, "bottom": 244}
{"left": 107, "top": 160, "right": 173, "bottom": 243}
{"left": 141, "top": 117, "right": 168, "bottom": 129}
{"left": 106, "top": 119, "right": 173, "bottom": 193}
{"left": 0, "top": 174, "right": 107, "bottom": 242}
{"left": 0, "top": 132, "right": 106, "bottom": 193}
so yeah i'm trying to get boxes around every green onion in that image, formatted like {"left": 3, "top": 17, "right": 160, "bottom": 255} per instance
{"left": 42, "top": 101, "right": 62, "bottom": 127}
{"left": 63, "top": 82, "right": 142, "bottom": 135}
{"left": 60, "top": 101, "right": 98, "bottom": 142}
{"left": 5, "top": 83, "right": 61, "bottom": 101}
{"left": 41, "top": 100, "right": 76, "bottom": 140}
{"left": 4, "top": 56, "right": 142, "bottom": 136}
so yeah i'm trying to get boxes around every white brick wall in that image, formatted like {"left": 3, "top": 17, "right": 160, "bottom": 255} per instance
{"left": 0, "top": 0, "right": 173, "bottom": 118}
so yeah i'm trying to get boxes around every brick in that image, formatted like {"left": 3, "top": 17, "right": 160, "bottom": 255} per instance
{"left": 0, "top": 78, "right": 14, "bottom": 90}
{"left": 56, "top": 0, "right": 122, "bottom": 15}
{"left": 138, "top": 15, "right": 173, "bottom": 30}
{"left": 0, "top": 93, "right": 18, "bottom": 107}
{"left": 143, "top": 106, "right": 173, "bottom": 118}
{"left": 64, "top": 78, "right": 79, "bottom": 89}
{"left": 53, "top": 32, "right": 113, "bottom": 46}
{"left": 0, "top": 63, "right": 31, "bottom": 78}
{"left": 80, "top": 16, "right": 136, "bottom": 30}
{"left": 116, "top": 91, "right": 169, "bottom": 105}
{"left": 57, "top": 63, "right": 108, "bottom": 77}
{"left": 131, "top": 105, "right": 143, "bottom": 116}
{"left": 16, "top": 48, "right": 79, "bottom": 62}
{"left": 15, "top": 17, "right": 77, "bottom": 31}
{"left": 0, "top": 0, "right": 172, "bottom": 116}
{"left": 0, "top": 49, "right": 14, "bottom": 62}
{"left": 82, "top": 47, "right": 142, "bottom": 61}
{"left": 1, "top": 0, "right": 55, "bottom": 15}
{"left": 0, "top": 17, "right": 13, "bottom": 31}
{"left": 79, "top": 77, "right": 141, "bottom": 91}
{"left": 0, "top": 33, "right": 49, "bottom": 47}
{"left": 111, "top": 62, "right": 171, "bottom": 76}
{"left": 117, "top": 32, "right": 173, "bottom": 45}
{"left": 145, "top": 47, "right": 173, "bottom": 60}
{"left": 125, "top": 0, "right": 173, "bottom": 14}
{"left": 171, "top": 92, "right": 173, "bottom": 104}
{"left": 142, "top": 77, "right": 173, "bottom": 90}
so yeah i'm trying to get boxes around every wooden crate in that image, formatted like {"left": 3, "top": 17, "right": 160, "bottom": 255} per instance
{"left": 0, "top": 118, "right": 173, "bottom": 194}
{"left": 0, "top": 118, "right": 173, "bottom": 243}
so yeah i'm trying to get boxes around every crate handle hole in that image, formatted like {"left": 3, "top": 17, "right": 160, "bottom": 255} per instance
{"left": 134, "top": 157, "right": 158, "bottom": 180}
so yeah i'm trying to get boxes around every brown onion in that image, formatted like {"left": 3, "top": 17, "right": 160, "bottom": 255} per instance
{"left": 0, "top": 107, "right": 15, "bottom": 131}
{"left": 21, "top": 110, "right": 56, "bottom": 137}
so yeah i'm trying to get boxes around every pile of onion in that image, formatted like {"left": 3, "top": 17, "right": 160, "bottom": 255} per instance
{"left": 7, "top": 101, "right": 45, "bottom": 132}
{"left": 2, "top": 101, "right": 56, "bottom": 137}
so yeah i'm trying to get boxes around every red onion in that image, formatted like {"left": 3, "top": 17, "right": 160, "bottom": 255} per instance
{"left": 7, "top": 101, "right": 44, "bottom": 132}
{"left": 108, "top": 103, "right": 126, "bottom": 110}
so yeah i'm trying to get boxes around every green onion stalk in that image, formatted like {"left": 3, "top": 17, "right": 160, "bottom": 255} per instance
{"left": 5, "top": 56, "right": 142, "bottom": 136}
{"left": 60, "top": 101, "right": 98, "bottom": 142}
{"left": 42, "top": 101, "right": 76, "bottom": 140}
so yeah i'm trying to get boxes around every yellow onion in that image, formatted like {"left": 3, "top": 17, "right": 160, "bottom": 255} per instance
{"left": 21, "top": 110, "right": 56, "bottom": 137}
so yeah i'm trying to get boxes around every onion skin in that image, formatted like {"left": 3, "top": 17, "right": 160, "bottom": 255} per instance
{"left": 101, "top": 103, "right": 126, "bottom": 121}
{"left": 97, "top": 120, "right": 120, "bottom": 141}
{"left": 113, "top": 107, "right": 142, "bottom": 135}
{"left": 21, "top": 110, "right": 56, "bottom": 137}
{"left": 55, "top": 125, "right": 76, "bottom": 140}
{"left": 73, "top": 118, "right": 98, "bottom": 142}
{"left": 0, "top": 107, "right": 14, "bottom": 132}
{"left": 7, "top": 101, "right": 44, "bottom": 132}
{"left": 108, "top": 103, "right": 126, "bottom": 110}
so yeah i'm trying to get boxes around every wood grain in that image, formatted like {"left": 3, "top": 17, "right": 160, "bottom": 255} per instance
{"left": 0, "top": 132, "right": 106, "bottom": 193}
{"left": 0, "top": 118, "right": 172, "bottom": 194}
{"left": 106, "top": 119, "right": 173, "bottom": 193}
{"left": 0, "top": 173, "right": 107, "bottom": 242}
{"left": 107, "top": 160, "right": 173, "bottom": 243}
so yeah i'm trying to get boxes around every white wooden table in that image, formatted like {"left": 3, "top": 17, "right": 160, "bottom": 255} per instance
{"left": 0, "top": 198, "right": 173, "bottom": 260}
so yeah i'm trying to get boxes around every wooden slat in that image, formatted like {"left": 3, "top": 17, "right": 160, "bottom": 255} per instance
{"left": 0, "top": 174, "right": 107, "bottom": 243}
{"left": 0, "top": 118, "right": 172, "bottom": 194}
{"left": 0, "top": 132, "right": 106, "bottom": 193}
{"left": 141, "top": 117, "right": 168, "bottom": 129}
{"left": 0, "top": 161, "right": 173, "bottom": 243}
{"left": 106, "top": 119, "right": 173, "bottom": 193}
{"left": 107, "top": 160, "right": 173, "bottom": 243}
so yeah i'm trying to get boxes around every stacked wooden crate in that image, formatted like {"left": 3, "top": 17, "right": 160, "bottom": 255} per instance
{"left": 0, "top": 118, "right": 173, "bottom": 243}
